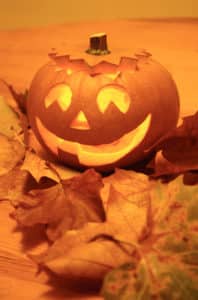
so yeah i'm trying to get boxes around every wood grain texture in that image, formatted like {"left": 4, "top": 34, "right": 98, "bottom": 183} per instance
{"left": 0, "top": 19, "right": 197, "bottom": 300}
{"left": 0, "top": 201, "right": 102, "bottom": 299}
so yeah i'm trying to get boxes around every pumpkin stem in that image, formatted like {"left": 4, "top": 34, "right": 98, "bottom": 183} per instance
{"left": 86, "top": 33, "right": 110, "bottom": 56}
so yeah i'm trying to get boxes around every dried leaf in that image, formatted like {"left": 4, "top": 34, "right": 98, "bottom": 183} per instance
{"left": 21, "top": 150, "right": 60, "bottom": 183}
{"left": 102, "top": 175, "right": 198, "bottom": 299}
{"left": 49, "top": 161, "right": 80, "bottom": 181}
{"left": 152, "top": 138, "right": 198, "bottom": 176}
{"left": 102, "top": 255, "right": 198, "bottom": 300}
{"left": 5, "top": 83, "right": 28, "bottom": 113}
{"left": 0, "top": 134, "right": 25, "bottom": 176}
{"left": 26, "top": 128, "right": 57, "bottom": 161}
{"left": 151, "top": 112, "right": 198, "bottom": 176}
{"left": 183, "top": 171, "right": 198, "bottom": 185}
{"left": 14, "top": 169, "right": 105, "bottom": 241}
{"left": 101, "top": 168, "right": 153, "bottom": 207}
{"left": 0, "top": 80, "right": 29, "bottom": 143}
{"left": 0, "top": 80, "right": 19, "bottom": 109}
{"left": 0, "top": 167, "right": 31, "bottom": 205}
{"left": 105, "top": 186, "right": 148, "bottom": 242}
{"left": 14, "top": 183, "right": 70, "bottom": 226}
{"left": 0, "top": 95, "right": 22, "bottom": 138}
{"left": 33, "top": 170, "right": 152, "bottom": 281}
{"left": 10, "top": 165, "right": 197, "bottom": 295}
{"left": 178, "top": 111, "right": 198, "bottom": 138}
{"left": 153, "top": 175, "right": 198, "bottom": 231}
{"left": 32, "top": 221, "right": 135, "bottom": 283}
{"left": 45, "top": 239, "right": 133, "bottom": 283}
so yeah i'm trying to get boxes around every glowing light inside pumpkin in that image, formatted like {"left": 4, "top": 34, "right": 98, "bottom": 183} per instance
{"left": 66, "top": 68, "right": 73, "bottom": 75}
{"left": 45, "top": 84, "right": 72, "bottom": 111}
{"left": 36, "top": 114, "right": 151, "bottom": 166}
{"left": 97, "top": 86, "right": 130, "bottom": 113}
{"left": 70, "top": 111, "right": 91, "bottom": 130}
{"left": 105, "top": 72, "right": 120, "bottom": 80}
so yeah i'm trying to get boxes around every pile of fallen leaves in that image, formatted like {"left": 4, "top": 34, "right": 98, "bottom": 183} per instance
{"left": 0, "top": 80, "right": 198, "bottom": 299}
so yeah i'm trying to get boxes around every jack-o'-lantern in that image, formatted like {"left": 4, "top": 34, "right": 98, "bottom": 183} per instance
{"left": 27, "top": 33, "right": 179, "bottom": 172}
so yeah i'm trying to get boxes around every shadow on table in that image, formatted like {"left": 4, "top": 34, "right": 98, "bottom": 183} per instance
{"left": 41, "top": 268, "right": 102, "bottom": 299}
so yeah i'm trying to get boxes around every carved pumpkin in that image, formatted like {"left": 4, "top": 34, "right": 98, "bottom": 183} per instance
{"left": 27, "top": 33, "right": 179, "bottom": 172}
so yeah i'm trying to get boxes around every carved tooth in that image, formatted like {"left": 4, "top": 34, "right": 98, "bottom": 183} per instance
{"left": 92, "top": 61, "right": 117, "bottom": 76}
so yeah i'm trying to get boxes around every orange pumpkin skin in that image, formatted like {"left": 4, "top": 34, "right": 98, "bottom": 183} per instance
{"left": 27, "top": 52, "right": 180, "bottom": 172}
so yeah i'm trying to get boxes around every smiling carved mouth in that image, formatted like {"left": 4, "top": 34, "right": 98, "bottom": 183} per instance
{"left": 36, "top": 114, "right": 151, "bottom": 166}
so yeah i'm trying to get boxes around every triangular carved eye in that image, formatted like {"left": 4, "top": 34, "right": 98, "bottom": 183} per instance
{"left": 97, "top": 86, "right": 130, "bottom": 114}
{"left": 45, "top": 84, "right": 72, "bottom": 111}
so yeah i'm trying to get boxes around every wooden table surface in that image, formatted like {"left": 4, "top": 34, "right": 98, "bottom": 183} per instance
{"left": 0, "top": 19, "right": 197, "bottom": 300}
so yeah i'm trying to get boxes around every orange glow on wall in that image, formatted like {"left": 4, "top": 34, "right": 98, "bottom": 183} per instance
{"left": 0, "top": 0, "right": 197, "bottom": 29}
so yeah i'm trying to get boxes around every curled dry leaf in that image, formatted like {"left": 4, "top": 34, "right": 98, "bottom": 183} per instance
{"left": 178, "top": 111, "right": 198, "bottom": 138}
{"left": 152, "top": 137, "right": 198, "bottom": 176}
{"left": 32, "top": 222, "right": 135, "bottom": 283}
{"left": 45, "top": 240, "right": 133, "bottom": 284}
{"left": 14, "top": 169, "right": 105, "bottom": 241}
{"left": 150, "top": 111, "right": 198, "bottom": 176}
{"left": 0, "top": 134, "right": 25, "bottom": 176}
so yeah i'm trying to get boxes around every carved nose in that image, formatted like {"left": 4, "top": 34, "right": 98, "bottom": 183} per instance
{"left": 70, "top": 111, "right": 90, "bottom": 130}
